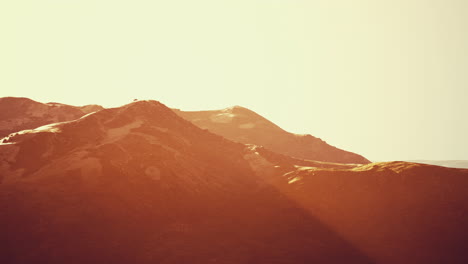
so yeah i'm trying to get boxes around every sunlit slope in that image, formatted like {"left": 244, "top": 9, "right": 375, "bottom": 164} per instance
{"left": 0, "top": 97, "right": 103, "bottom": 138}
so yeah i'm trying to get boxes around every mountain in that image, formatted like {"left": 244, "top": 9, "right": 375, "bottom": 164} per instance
{"left": 1, "top": 100, "right": 467, "bottom": 263}
{"left": 0, "top": 100, "right": 372, "bottom": 264}
{"left": 173, "top": 106, "right": 370, "bottom": 164}
{"left": 0, "top": 97, "right": 104, "bottom": 138}
{"left": 0, "top": 98, "right": 368, "bottom": 164}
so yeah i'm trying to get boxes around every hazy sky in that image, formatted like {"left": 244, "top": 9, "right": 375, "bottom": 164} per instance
{"left": 1, "top": 0, "right": 467, "bottom": 161}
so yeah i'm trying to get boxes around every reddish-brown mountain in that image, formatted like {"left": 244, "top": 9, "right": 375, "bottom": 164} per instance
{"left": 0, "top": 97, "right": 103, "bottom": 138}
{"left": 0, "top": 97, "right": 368, "bottom": 165}
{"left": 0, "top": 100, "right": 372, "bottom": 264}
{"left": 1, "top": 100, "right": 467, "bottom": 264}
{"left": 174, "top": 106, "right": 370, "bottom": 164}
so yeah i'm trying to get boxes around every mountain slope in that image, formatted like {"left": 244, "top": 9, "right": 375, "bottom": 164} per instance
{"left": 0, "top": 97, "right": 103, "bottom": 138}
{"left": 274, "top": 162, "right": 468, "bottom": 264}
{"left": 0, "top": 97, "right": 368, "bottom": 165}
{"left": 1, "top": 100, "right": 467, "bottom": 263}
{"left": 0, "top": 100, "right": 372, "bottom": 264}
{"left": 173, "top": 106, "right": 370, "bottom": 164}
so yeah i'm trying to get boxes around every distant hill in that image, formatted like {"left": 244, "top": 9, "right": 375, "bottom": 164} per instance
{"left": 406, "top": 160, "right": 468, "bottom": 169}
{"left": 174, "top": 106, "right": 370, "bottom": 164}
{"left": 0, "top": 97, "right": 103, "bottom": 138}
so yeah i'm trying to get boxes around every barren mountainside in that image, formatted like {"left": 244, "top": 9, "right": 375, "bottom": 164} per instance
{"left": 174, "top": 106, "right": 370, "bottom": 164}
{"left": 0, "top": 97, "right": 368, "bottom": 165}
{"left": 0, "top": 97, "right": 103, "bottom": 138}
{"left": 1, "top": 100, "right": 467, "bottom": 263}
{"left": 0, "top": 100, "right": 372, "bottom": 264}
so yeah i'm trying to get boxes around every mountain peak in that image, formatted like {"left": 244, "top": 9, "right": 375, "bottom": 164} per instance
{"left": 124, "top": 99, "right": 163, "bottom": 106}
{"left": 106, "top": 100, "right": 183, "bottom": 124}
{"left": 222, "top": 105, "right": 259, "bottom": 115}
{"left": 224, "top": 105, "right": 248, "bottom": 111}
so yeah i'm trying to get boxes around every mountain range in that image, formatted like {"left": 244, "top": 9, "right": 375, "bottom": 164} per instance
{"left": 0, "top": 98, "right": 368, "bottom": 165}
{"left": 0, "top": 98, "right": 467, "bottom": 263}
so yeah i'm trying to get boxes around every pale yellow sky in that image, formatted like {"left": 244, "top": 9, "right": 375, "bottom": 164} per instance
{"left": 1, "top": 0, "right": 467, "bottom": 161}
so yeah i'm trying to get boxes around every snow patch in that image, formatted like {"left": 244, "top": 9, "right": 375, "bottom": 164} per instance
{"left": 288, "top": 176, "right": 302, "bottom": 184}
{"left": 6, "top": 122, "right": 66, "bottom": 137}
{"left": 294, "top": 166, "right": 319, "bottom": 171}
{"left": 79, "top": 111, "right": 98, "bottom": 120}
{"left": 31, "top": 123, "right": 62, "bottom": 133}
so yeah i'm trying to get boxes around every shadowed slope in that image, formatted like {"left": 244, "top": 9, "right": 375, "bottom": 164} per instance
{"left": 274, "top": 162, "right": 468, "bottom": 264}
{"left": 0, "top": 100, "right": 373, "bottom": 264}
{"left": 174, "top": 106, "right": 370, "bottom": 164}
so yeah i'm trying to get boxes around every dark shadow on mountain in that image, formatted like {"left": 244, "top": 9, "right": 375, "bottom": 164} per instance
{"left": 0, "top": 173, "right": 375, "bottom": 264}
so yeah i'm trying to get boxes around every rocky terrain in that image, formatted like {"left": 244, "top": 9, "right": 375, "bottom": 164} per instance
{"left": 174, "top": 106, "right": 370, "bottom": 164}
{"left": 0, "top": 97, "right": 103, "bottom": 138}
{"left": 0, "top": 100, "right": 467, "bottom": 263}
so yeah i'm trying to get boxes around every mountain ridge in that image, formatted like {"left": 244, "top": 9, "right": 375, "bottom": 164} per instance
{"left": 173, "top": 105, "right": 370, "bottom": 164}
{"left": 0, "top": 97, "right": 369, "bottom": 165}
{"left": 0, "top": 97, "right": 104, "bottom": 139}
